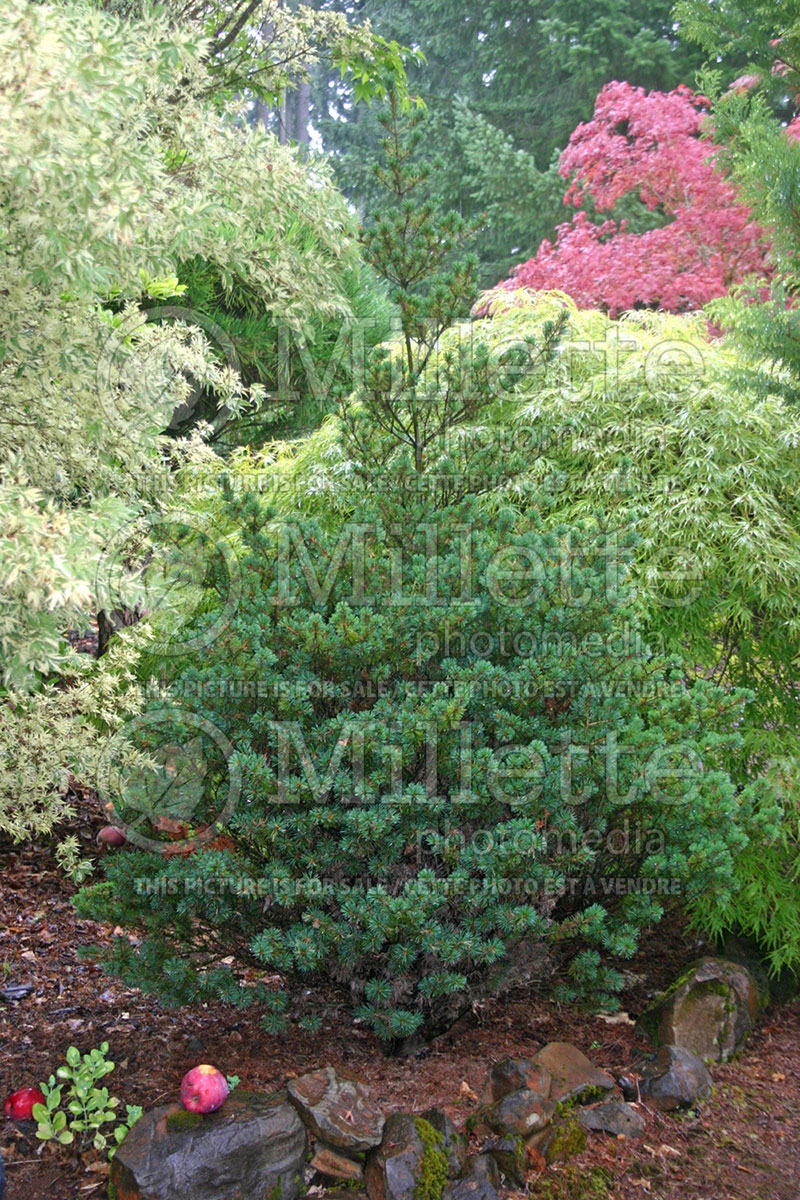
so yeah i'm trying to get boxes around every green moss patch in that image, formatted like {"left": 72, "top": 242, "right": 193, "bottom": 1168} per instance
{"left": 414, "top": 1117, "right": 449, "bottom": 1200}
{"left": 545, "top": 1118, "right": 587, "bottom": 1164}
{"left": 538, "top": 1164, "right": 611, "bottom": 1199}
{"left": 166, "top": 1109, "right": 205, "bottom": 1133}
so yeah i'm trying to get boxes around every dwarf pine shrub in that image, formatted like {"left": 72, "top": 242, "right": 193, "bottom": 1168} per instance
{"left": 76, "top": 473, "right": 757, "bottom": 1043}
{"left": 77, "top": 83, "right": 759, "bottom": 1045}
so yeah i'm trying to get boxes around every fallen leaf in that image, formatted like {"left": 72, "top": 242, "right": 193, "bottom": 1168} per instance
{"left": 459, "top": 1080, "right": 478, "bottom": 1102}
{"left": 596, "top": 1011, "right": 635, "bottom": 1025}
{"left": 525, "top": 1145, "right": 546, "bottom": 1174}
{"left": 772, "top": 1072, "right": 786, "bottom": 1082}
{"left": 87, "top": 1162, "right": 111, "bottom": 1176}
{"left": 153, "top": 815, "right": 189, "bottom": 837}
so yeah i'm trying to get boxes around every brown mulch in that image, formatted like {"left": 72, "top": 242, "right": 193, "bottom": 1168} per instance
{"left": 2, "top": 807, "right": 799, "bottom": 1200}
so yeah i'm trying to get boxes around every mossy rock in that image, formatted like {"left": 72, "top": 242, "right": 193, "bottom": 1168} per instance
{"left": 483, "top": 1134, "right": 527, "bottom": 1185}
{"left": 527, "top": 1116, "right": 587, "bottom": 1167}
{"left": 637, "top": 957, "right": 760, "bottom": 1062}
{"left": 365, "top": 1113, "right": 448, "bottom": 1200}
{"left": 418, "top": 1108, "right": 464, "bottom": 1178}
{"left": 554, "top": 1083, "right": 608, "bottom": 1115}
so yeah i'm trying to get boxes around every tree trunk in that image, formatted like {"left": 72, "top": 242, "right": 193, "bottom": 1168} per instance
{"left": 295, "top": 79, "right": 311, "bottom": 144}
{"left": 278, "top": 92, "right": 291, "bottom": 144}
{"left": 96, "top": 606, "right": 143, "bottom": 657}
{"left": 253, "top": 95, "right": 271, "bottom": 129}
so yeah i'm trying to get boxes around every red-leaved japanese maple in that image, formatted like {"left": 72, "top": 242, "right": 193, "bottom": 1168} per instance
{"left": 499, "top": 82, "right": 770, "bottom": 316}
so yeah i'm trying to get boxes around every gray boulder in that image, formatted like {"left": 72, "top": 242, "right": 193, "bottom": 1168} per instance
{"left": 482, "top": 1136, "right": 528, "bottom": 1185}
{"left": 619, "top": 1046, "right": 713, "bottom": 1111}
{"left": 483, "top": 1088, "right": 555, "bottom": 1137}
{"left": 443, "top": 1155, "right": 501, "bottom": 1200}
{"left": 287, "top": 1067, "right": 385, "bottom": 1153}
{"left": 480, "top": 1058, "right": 551, "bottom": 1107}
{"left": 578, "top": 1102, "right": 645, "bottom": 1138}
{"left": 460, "top": 1154, "right": 500, "bottom": 1190}
{"left": 110, "top": 1091, "right": 307, "bottom": 1200}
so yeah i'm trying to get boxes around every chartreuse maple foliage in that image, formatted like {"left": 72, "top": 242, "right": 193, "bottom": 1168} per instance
{"left": 500, "top": 83, "right": 769, "bottom": 315}
{"left": 473, "top": 292, "right": 800, "bottom": 768}
{"left": 484, "top": 291, "right": 800, "bottom": 972}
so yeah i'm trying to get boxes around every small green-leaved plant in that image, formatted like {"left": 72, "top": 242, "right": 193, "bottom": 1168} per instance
{"left": 32, "top": 1082, "right": 72, "bottom": 1145}
{"left": 32, "top": 1043, "right": 142, "bottom": 1155}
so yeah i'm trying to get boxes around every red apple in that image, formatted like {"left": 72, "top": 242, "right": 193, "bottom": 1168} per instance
{"left": 180, "top": 1065, "right": 229, "bottom": 1114}
{"left": 5, "top": 1087, "right": 45, "bottom": 1120}
{"left": 97, "top": 826, "right": 127, "bottom": 847}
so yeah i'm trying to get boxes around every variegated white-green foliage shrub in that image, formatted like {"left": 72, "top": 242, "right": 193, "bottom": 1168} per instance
{"left": 0, "top": 632, "right": 150, "bottom": 880}
{"left": 0, "top": 0, "right": 362, "bottom": 858}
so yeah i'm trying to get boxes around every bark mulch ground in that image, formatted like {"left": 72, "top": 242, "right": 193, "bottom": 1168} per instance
{"left": 2, "top": 817, "right": 799, "bottom": 1200}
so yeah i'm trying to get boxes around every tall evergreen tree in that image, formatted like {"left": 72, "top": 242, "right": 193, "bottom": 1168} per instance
{"left": 308, "top": 0, "right": 711, "bottom": 282}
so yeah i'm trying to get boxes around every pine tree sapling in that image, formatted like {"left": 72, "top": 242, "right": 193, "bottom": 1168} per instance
{"left": 231, "top": 288, "right": 800, "bottom": 980}
{"left": 349, "top": 83, "right": 483, "bottom": 476}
